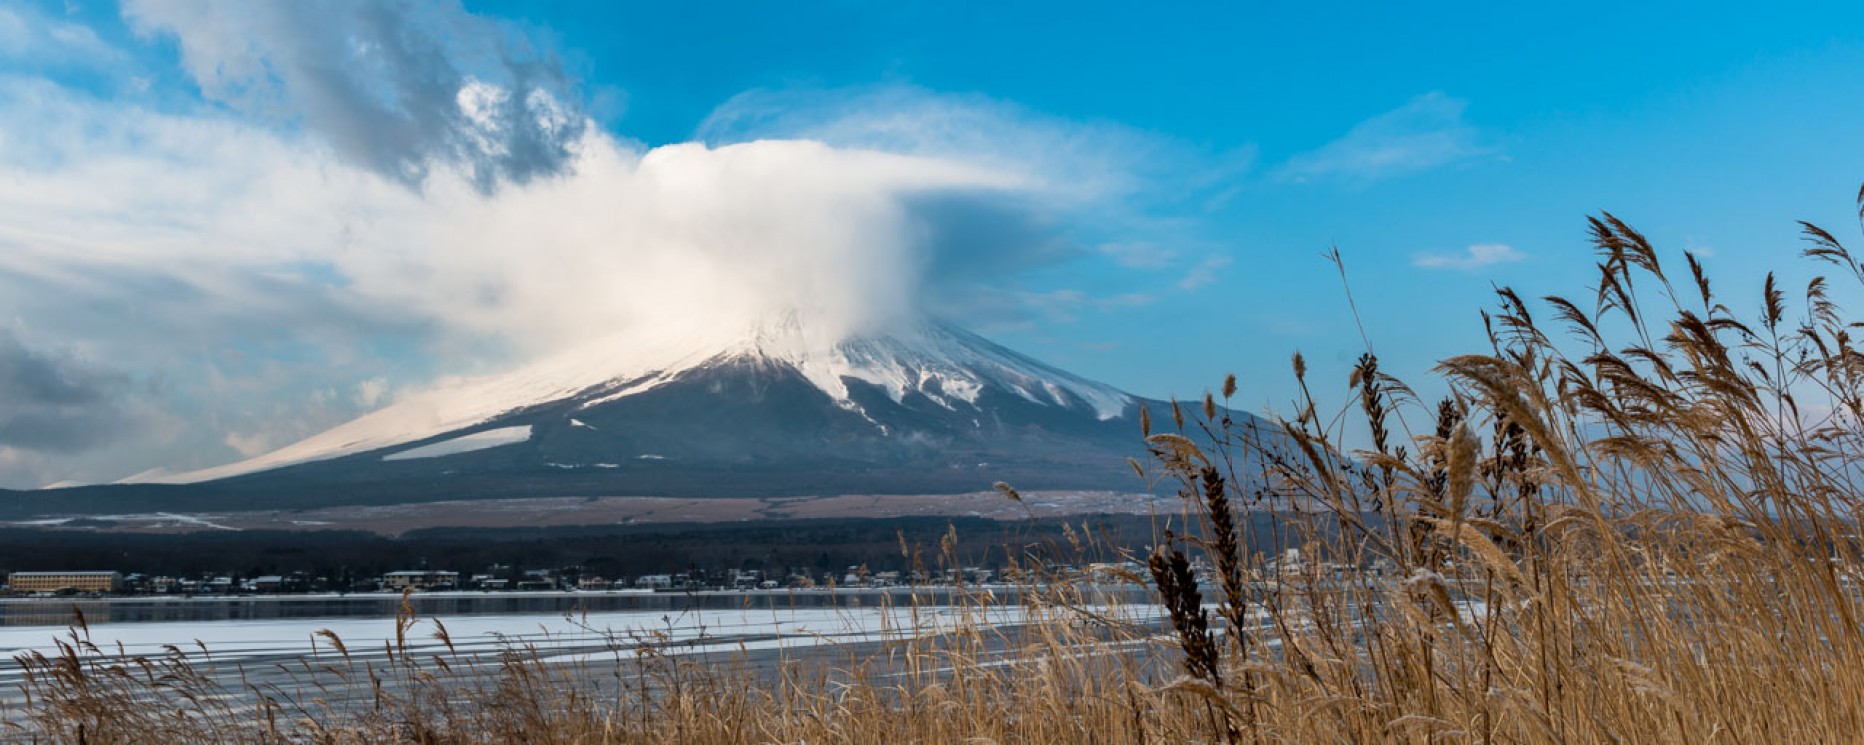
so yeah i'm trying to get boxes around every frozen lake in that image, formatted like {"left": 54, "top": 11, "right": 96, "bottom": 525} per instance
{"left": 0, "top": 602, "right": 1028, "bottom": 665}
{"left": 0, "top": 586, "right": 1030, "bottom": 626}
{"left": 0, "top": 588, "right": 1163, "bottom": 717}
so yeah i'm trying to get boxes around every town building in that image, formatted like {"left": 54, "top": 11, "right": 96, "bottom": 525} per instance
{"left": 6, "top": 571, "right": 123, "bottom": 594}
{"left": 381, "top": 570, "right": 460, "bottom": 591}
{"left": 635, "top": 574, "right": 672, "bottom": 590}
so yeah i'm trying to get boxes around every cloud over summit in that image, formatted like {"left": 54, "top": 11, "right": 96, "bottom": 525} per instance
{"left": 0, "top": 4, "right": 1242, "bottom": 488}
{"left": 0, "top": 80, "right": 1075, "bottom": 485}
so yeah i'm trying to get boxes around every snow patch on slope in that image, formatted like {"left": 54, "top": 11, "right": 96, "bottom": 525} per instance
{"left": 382, "top": 426, "right": 534, "bottom": 462}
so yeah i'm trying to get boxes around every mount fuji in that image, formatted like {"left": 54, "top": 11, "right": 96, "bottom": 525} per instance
{"left": 4, "top": 313, "right": 1236, "bottom": 517}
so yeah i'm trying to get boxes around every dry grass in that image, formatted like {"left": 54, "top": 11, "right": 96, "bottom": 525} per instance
{"left": 10, "top": 189, "right": 1864, "bottom": 743}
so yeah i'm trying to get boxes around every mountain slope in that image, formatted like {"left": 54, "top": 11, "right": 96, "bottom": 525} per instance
{"left": 154, "top": 314, "right": 1133, "bottom": 484}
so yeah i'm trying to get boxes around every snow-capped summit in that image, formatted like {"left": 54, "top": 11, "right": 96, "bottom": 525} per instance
{"left": 154, "top": 313, "right": 1134, "bottom": 485}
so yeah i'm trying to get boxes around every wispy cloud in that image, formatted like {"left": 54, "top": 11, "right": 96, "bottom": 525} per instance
{"left": 1016, "top": 290, "right": 1157, "bottom": 324}
{"left": 698, "top": 85, "right": 1245, "bottom": 205}
{"left": 1277, "top": 92, "right": 1497, "bottom": 183}
{"left": 353, "top": 377, "right": 390, "bottom": 409}
{"left": 0, "top": 3, "right": 123, "bottom": 68}
{"left": 699, "top": 84, "right": 1260, "bottom": 219}
{"left": 1097, "top": 242, "right": 1178, "bottom": 269}
{"left": 1413, "top": 244, "right": 1525, "bottom": 271}
{"left": 1178, "top": 255, "right": 1231, "bottom": 290}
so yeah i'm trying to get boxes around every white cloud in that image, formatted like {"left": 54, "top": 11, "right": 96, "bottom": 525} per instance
{"left": 0, "top": 78, "right": 1044, "bottom": 347}
{"left": 1278, "top": 92, "right": 1497, "bottom": 183}
{"left": 701, "top": 86, "right": 1121, "bottom": 202}
{"left": 1413, "top": 244, "right": 1525, "bottom": 271}
{"left": 698, "top": 85, "right": 1256, "bottom": 211}
{"left": 121, "top": 0, "right": 586, "bottom": 190}
{"left": 698, "top": 84, "right": 1246, "bottom": 326}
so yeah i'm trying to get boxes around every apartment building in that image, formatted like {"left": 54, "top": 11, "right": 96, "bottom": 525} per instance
{"left": 6, "top": 571, "right": 123, "bottom": 594}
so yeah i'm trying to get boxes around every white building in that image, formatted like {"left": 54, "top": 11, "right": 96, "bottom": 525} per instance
{"left": 382, "top": 570, "right": 460, "bottom": 590}
{"left": 635, "top": 574, "right": 672, "bottom": 590}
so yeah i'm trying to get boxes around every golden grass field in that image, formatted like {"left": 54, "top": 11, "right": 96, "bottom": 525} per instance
{"left": 9, "top": 190, "right": 1864, "bottom": 743}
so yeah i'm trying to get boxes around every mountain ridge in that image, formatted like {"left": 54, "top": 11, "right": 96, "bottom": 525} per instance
{"left": 147, "top": 314, "right": 1134, "bottom": 484}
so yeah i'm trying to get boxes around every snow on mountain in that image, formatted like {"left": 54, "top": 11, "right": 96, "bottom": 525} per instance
{"left": 147, "top": 313, "right": 1132, "bottom": 485}
{"left": 380, "top": 425, "right": 535, "bottom": 461}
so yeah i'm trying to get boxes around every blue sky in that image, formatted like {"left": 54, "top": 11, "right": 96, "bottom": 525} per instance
{"left": 1, "top": 0, "right": 1862, "bottom": 487}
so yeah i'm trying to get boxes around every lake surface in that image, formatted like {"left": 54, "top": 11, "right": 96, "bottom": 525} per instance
{"left": 0, "top": 587, "right": 1031, "bottom": 627}
{"left": 0, "top": 586, "right": 1160, "bottom": 716}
